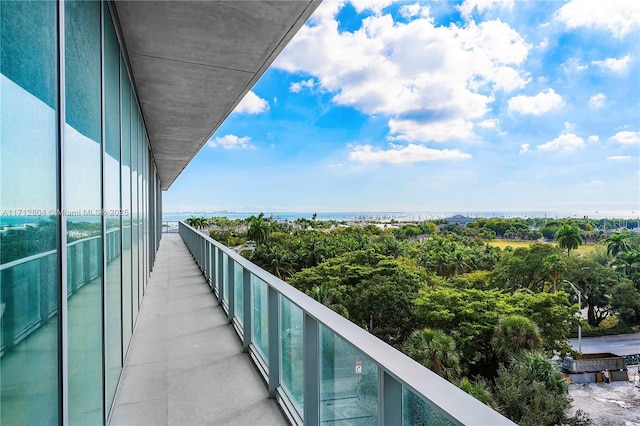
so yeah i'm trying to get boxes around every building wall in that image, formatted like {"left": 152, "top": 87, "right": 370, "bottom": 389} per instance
{"left": 0, "top": 1, "right": 162, "bottom": 423}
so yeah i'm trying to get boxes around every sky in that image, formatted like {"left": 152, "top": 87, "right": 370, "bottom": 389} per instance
{"left": 163, "top": 0, "right": 640, "bottom": 217}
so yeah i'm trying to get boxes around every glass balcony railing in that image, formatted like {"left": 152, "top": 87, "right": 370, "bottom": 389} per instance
{"left": 0, "top": 228, "right": 122, "bottom": 356}
{"left": 179, "top": 222, "right": 515, "bottom": 425}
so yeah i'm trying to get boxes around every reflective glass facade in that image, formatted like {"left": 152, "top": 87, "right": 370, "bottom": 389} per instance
{"left": 1, "top": 1, "right": 162, "bottom": 424}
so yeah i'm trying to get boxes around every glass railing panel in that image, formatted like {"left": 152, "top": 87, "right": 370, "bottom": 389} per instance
{"left": 222, "top": 252, "right": 229, "bottom": 304}
{"left": 403, "top": 386, "right": 453, "bottom": 426}
{"left": 234, "top": 261, "right": 243, "bottom": 326}
{"left": 9, "top": 260, "right": 41, "bottom": 340}
{"left": 280, "top": 297, "right": 304, "bottom": 415}
{"left": 251, "top": 275, "right": 269, "bottom": 362}
{"left": 320, "top": 325, "right": 379, "bottom": 425}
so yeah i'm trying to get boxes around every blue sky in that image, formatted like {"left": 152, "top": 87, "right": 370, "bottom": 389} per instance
{"left": 163, "top": 0, "right": 640, "bottom": 217}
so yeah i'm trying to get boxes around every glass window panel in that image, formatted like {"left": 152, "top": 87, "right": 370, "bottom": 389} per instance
{"left": 131, "top": 98, "right": 139, "bottom": 321}
{"left": 1, "top": 3, "right": 60, "bottom": 421}
{"left": 64, "top": 0, "right": 104, "bottom": 423}
{"left": 320, "top": 326, "right": 379, "bottom": 425}
{"left": 136, "top": 114, "right": 143, "bottom": 302}
{"left": 120, "top": 58, "right": 133, "bottom": 351}
{"left": 234, "top": 261, "right": 243, "bottom": 326}
{"left": 251, "top": 275, "right": 269, "bottom": 362}
{"left": 402, "top": 387, "right": 453, "bottom": 426}
{"left": 104, "top": 5, "right": 122, "bottom": 413}
{"left": 280, "top": 298, "right": 303, "bottom": 415}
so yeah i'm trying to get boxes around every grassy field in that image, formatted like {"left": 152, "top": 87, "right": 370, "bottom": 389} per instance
{"left": 488, "top": 240, "right": 601, "bottom": 255}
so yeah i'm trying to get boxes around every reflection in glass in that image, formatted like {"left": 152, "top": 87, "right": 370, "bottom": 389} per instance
{"left": 65, "top": 1, "right": 104, "bottom": 423}
{"left": 280, "top": 298, "right": 303, "bottom": 415}
{"left": 1, "top": 9, "right": 59, "bottom": 422}
{"left": 320, "top": 326, "right": 379, "bottom": 425}
{"left": 131, "top": 102, "right": 139, "bottom": 322}
{"left": 121, "top": 58, "right": 133, "bottom": 351}
{"left": 104, "top": 5, "right": 123, "bottom": 413}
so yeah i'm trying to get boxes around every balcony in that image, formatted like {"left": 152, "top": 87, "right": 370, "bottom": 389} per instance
{"left": 108, "top": 232, "right": 284, "bottom": 424}
{"left": 109, "top": 224, "right": 514, "bottom": 425}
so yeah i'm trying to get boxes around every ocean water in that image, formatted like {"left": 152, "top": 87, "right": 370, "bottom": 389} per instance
{"left": 161, "top": 210, "right": 636, "bottom": 223}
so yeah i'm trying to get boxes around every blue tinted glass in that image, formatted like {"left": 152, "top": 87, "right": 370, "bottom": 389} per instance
{"left": 403, "top": 387, "right": 453, "bottom": 426}
{"left": 65, "top": 1, "right": 104, "bottom": 423}
{"left": 104, "top": 6, "right": 123, "bottom": 413}
{"left": 251, "top": 276, "right": 269, "bottom": 361}
{"left": 121, "top": 60, "right": 133, "bottom": 351}
{"left": 234, "top": 261, "right": 243, "bottom": 325}
{"left": 1, "top": 1, "right": 60, "bottom": 424}
{"left": 320, "top": 326, "right": 379, "bottom": 425}
{"left": 280, "top": 298, "right": 304, "bottom": 415}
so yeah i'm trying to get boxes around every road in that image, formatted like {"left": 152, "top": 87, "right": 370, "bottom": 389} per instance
{"left": 570, "top": 332, "right": 640, "bottom": 356}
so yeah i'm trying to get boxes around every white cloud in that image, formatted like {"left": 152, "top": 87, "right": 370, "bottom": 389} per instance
{"left": 233, "top": 91, "right": 269, "bottom": 114}
{"left": 607, "top": 155, "right": 632, "bottom": 161}
{"left": 348, "top": 143, "right": 471, "bottom": 164}
{"left": 399, "top": 3, "right": 431, "bottom": 19}
{"left": 589, "top": 93, "right": 606, "bottom": 108}
{"left": 388, "top": 118, "right": 475, "bottom": 143}
{"left": 275, "top": 3, "right": 531, "bottom": 142}
{"left": 458, "top": 0, "right": 514, "bottom": 19}
{"left": 610, "top": 131, "right": 640, "bottom": 145}
{"left": 588, "top": 135, "right": 600, "bottom": 143}
{"left": 477, "top": 118, "right": 506, "bottom": 135}
{"left": 207, "top": 134, "right": 254, "bottom": 150}
{"left": 520, "top": 143, "right": 530, "bottom": 153}
{"left": 350, "top": 0, "right": 395, "bottom": 15}
{"left": 537, "top": 133, "right": 585, "bottom": 153}
{"left": 478, "top": 119, "right": 498, "bottom": 129}
{"left": 508, "top": 88, "right": 564, "bottom": 115}
{"left": 290, "top": 78, "right": 316, "bottom": 93}
{"left": 555, "top": 0, "right": 640, "bottom": 38}
{"left": 591, "top": 54, "right": 632, "bottom": 72}
{"left": 538, "top": 37, "right": 549, "bottom": 49}
{"left": 562, "top": 57, "right": 588, "bottom": 74}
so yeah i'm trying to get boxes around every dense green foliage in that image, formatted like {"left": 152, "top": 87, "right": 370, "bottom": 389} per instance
{"left": 180, "top": 214, "right": 640, "bottom": 425}
{"left": 493, "top": 352, "right": 590, "bottom": 426}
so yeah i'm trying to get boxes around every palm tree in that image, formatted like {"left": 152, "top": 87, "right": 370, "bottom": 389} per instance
{"left": 247, "top": 213, "right": 271, "bottom": 247}
{"left": 555, "top": 225, "right": 582, "bottom": 256}
{"left": 303, "top": 239, "right": 327, "bottom": 267}
{"left": 491, "top": 315, "right": 542, "bottom": 362}
{"left": 308, "top": 283, "right": 348, "bottom": 318}
{"left": 606, "top": 232, "right": 632, "bottom": 257}
{"left": 402, "top": 328, "right": 462, "bottom": 382}
{"left": 256, "top": 244, "right": 294, "bottom": 279}
{"left": 611, "top": 250, "right": 640, "bottom": 278}
{"left": 543, "top": 254, "right": 566, "bottom": 292}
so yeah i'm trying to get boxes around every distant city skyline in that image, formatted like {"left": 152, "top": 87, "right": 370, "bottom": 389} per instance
{"left": 163, "top": 0, "right": 640, "bottom": 215}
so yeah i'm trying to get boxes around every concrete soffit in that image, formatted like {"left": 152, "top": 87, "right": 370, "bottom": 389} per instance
{"left": 113, "top": 0, "right": 321, "bottom": 190}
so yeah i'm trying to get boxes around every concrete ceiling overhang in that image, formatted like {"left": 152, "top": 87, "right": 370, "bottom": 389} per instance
{"left": 113, "top": 1, "right": 320, "bottom": 190}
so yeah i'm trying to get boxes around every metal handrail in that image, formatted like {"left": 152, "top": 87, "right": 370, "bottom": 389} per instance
{"left": 179, "top": 221, "right": 514, "bottom": 426}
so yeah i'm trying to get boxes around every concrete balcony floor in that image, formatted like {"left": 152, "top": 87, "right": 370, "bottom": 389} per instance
{"left": 110, "top": 233, "right": 285, "bottom": 425}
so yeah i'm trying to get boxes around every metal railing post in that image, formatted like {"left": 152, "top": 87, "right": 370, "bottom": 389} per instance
{"left": 383, "top": 371, "right": 402, "bottom": 424}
